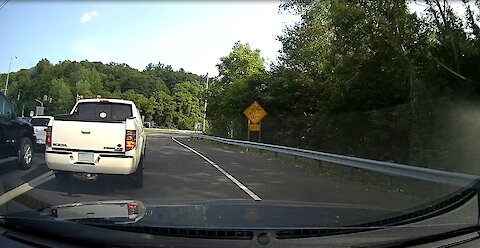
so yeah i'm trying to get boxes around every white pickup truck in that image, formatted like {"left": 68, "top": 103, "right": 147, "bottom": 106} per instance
{"left": 45, "top": 99, "right": 146, "bottom": 188}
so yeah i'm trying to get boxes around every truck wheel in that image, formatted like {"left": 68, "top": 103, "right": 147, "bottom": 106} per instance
{"left": 131, "top": 157, "right": 144, "bottom": 188}
{"left": 18, "top": 138, "right": 33, "bottom": 170}
{"left": 141, "top": 146, "right": 146, "bottom": 168}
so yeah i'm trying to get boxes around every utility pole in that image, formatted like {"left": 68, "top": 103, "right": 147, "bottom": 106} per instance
{"left": 4, "top": 56, "right": 17, "bottom": 97}
{"left": 202, "top": 73, "right": 209, "bottom": 133}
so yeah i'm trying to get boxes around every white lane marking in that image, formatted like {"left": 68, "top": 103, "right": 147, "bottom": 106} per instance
{"left": 172, "top": 137, "right": 262, "bottom": 201}
{"left": 0, "top": 171, "right": 55, "bottom": 206}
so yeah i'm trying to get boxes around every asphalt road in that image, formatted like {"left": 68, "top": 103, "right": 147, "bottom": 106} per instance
{"left": 0, "top": 133, "right": 462, "bottom": 215}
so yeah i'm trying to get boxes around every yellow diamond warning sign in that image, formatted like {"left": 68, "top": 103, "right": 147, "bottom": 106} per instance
{"left": 243, "top": 101, "right": 267, "bottom": 124}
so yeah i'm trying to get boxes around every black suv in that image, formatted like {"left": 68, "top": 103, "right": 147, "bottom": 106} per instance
{"left": 0, "top": 92, "right": 35, "bottom": 169}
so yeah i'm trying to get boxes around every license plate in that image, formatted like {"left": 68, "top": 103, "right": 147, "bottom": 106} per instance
{"left": 78, "top": 153, "right": 94, "bottom": 163}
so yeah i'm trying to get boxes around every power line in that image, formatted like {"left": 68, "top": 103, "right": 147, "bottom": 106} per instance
{"left": 0, "top": 0, "right": 9, "bottom": 13}
{"left": 0, "top": 1, "right": 8, "bottom": 12}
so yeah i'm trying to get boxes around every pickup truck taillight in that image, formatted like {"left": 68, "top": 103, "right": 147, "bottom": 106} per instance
{"left": 127, "top": 203, "right": 139, "bottom": 216}
{"left": 125, "top": 130, "right": 136, "bottom": 151}
{"left": 45, "top": 126, "right": 52, "bottom": 147}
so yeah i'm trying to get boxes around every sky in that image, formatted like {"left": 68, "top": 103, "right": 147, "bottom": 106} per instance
{"left": 0, "top": 1, "right": 299, "bottom": 76}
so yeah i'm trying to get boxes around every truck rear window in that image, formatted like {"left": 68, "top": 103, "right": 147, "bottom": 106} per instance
{"left": 73, "top": 102, "right": 133, "bottom": 122}
{"left": 30, "top": 118, "right": 50, "bottom": 126}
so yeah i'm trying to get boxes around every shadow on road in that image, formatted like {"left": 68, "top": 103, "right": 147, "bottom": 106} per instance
{"left": 19, "top": 159, "right": 51, "bottom": 184}
{"left": 33, "top": 174, "right": 136, "bottom": 197}
{"left": 0, "top": 159, "right": 19, "bottom": 177}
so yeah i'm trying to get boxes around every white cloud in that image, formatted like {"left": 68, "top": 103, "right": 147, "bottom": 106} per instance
{"left": 80, "top": 11, "right": 99, "bottom": 23}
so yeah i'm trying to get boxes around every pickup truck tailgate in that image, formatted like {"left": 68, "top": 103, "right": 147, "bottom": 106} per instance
{"left": 33, "top": 126, "right": 47, "bottom": 144}
{"left": 52, "top": 120, "right": 126, "bottom": 152}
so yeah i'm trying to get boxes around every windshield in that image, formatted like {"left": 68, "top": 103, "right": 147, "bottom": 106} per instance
{"left": 30, "top": 118, "right": 50, "bottom": 126}
{"left": 1, "top": 0, "right": 480, "bottom": 247}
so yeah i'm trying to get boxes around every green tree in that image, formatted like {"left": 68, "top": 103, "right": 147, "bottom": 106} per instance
{"left": 277, "top": 0, "right": 430, "bottom": 112}
{"left": 209, "top": 42, "right": 266, "bottom": 136}
{"left": 173, "top": 81, "right": 203, "bottom": 129}
{"left": 144, "top": 62, "right": 203, "bottom": 90}
{"left": 76, "top": 80, "right": 93, "bottom": 98}
{"left": 49, "top": 78, "right": 74, "bottom": 114}
{"left": 0, "top": 59, "right": 205, "bottom": 128}
{"left": 154, "top": 91, "right": 176, "bottom": 128}
{"left": 122, "top": 90, "right": 155, "bottom": 121}
{"left": 72, "top": 67, "right": 104, "bottom": 97}
{"left": 217, "top": 42, "right": 265, "bottom": 87}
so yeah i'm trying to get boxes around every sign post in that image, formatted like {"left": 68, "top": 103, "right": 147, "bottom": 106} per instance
{"left": 247, "top": 119, "right": 251, "bottom": 141}
{"left": 258, "top": 121, "right": 261, "bottom": 142}
{"left": 243, "top": 101, "right": 267, "bottom": 142}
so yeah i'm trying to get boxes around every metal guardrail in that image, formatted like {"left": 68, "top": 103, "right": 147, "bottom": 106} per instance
{"left": 196, "top": 135, "right": 480, "bottom": 188}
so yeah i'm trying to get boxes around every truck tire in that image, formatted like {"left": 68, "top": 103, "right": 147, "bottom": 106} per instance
{"left": 18, "top": 137, "right": 33, "bottom": 170}
{"left": 131, "top": 156, "right": 144, "bottom": 188}
{"left": 141, "top": 145, "right": 146, "bottom": 168}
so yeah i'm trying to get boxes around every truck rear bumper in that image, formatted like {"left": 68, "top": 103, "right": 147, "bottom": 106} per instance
{"left": 45, "top": 151, "right": 136, "bottom": 175}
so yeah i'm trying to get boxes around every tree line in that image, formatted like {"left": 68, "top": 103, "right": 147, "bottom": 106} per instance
{"left": 1, "top": 60, "right": 207, "bottom": 130}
